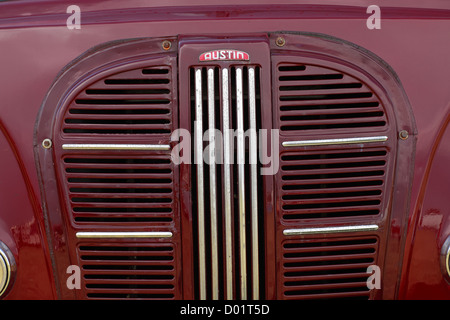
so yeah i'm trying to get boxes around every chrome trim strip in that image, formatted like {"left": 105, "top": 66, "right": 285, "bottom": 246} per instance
{"left": 75, "top": 231, "right": 173, "bottom": 239}
{"left": 282, "top": 136, "right": 388, "bottom": 148}
{"left": 208, "top": 68, "right": 219, "bottom": 300}
{"left": 283, "top": 224, "right": 379, "bottom": 236}
{"left": 222, "top": 68, "right": 234, "bottom": 300}
{"left": 62, "top": 144, "right": 171, "bottom": 151}
{"left": 236, "top": 67, "right": 247, "bottom": 299}
{"left": 248, "top": 67, "right": 259, "bottom": 300}
{"left": 195, "top": 68, "right": 207, "bottom": 300}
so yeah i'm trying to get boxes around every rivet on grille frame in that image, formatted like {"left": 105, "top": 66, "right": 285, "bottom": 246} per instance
{"left": 162, "top": 40, "right": 172, "bottom": 50}
{"left": 399, "top": 130, "right": 409, "bottom": 140}
{"left": 42, "top": 138, "right": 52, "bottom": 149}
{"left": 276, "top": 37, "right": 286, "bottom": 47}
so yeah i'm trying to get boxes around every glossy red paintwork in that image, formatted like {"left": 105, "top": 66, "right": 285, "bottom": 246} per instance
{"left": 0, "top": 0, "right": 449, "bottom": 299}
{"left": 400, "top": 113, "right": 450, "bottom": 298}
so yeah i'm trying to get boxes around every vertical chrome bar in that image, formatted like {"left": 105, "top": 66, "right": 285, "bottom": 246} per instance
{"left": 207, "top": 68, "right": 219, "bottom": 300}
{"left": 248, "top": 67, "right": 259, "bottom": 300}
{"left": 236, "top": 67, "right": 247, "bottom": 300}
{"left": 222, "top": 68, "right": 234, "bottom": 300}
{"left": 195, "top": 68, "right": 206, "bottom": 300}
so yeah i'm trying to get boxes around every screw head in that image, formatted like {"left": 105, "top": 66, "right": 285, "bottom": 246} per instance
{"left": 162, "top": 40, "right": 171, "bottom": 51}
{"left": 399, "top": 130, "right": 409, "bottom": 140}
{"left": 276, "top": 37, "right": 286, "bottom": 47}
{"left": 42, "top": 138, "right": 52, "bottom": 149}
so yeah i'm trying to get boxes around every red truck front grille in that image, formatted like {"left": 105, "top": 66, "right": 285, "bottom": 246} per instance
{"left": 34, "top": 34, "right": 416, "bottom": 300}
{"left": 281, "top": 237, "right": 378, "bottom": 300}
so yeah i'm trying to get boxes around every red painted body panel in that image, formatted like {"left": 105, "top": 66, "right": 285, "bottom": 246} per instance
{"left": 0, "top": 122, "right": 54, "bottom": 299}
{"left": 400, "top": 113, "right": 450, "bottom": 299}
{"left": 0, "top": 0, "right": 449, "bottom": 299}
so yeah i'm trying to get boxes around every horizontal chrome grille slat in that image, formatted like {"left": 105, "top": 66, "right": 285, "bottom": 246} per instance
{"left": 282, "top": 136, "right": 388, "bottom": 148}
{"left": 283, "top": 225, "right": 379, "bottom": 236}
{"left": 76, "top": 231, "right": 173, "bottom": 239}
{"left": 62, "top": 144, "right": 171, "bottom": 151}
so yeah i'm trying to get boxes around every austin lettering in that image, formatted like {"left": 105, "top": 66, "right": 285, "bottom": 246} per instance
{"left": 199, "top": 50, "right": 249, "bottom": 62}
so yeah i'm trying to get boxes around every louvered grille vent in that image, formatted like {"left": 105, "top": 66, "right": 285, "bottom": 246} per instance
{"left": 282, "top": 237, "right": 378, "bottom": 300}
{"left": 277, "top": 63, "right": 387, "bottom": 133}
{"left": 280, "top": 148, "right": 388, "bottom": 221}
{"left": 64, "top": 155, "right": 174, "bottom": 225}
{"left": 274, "top": 57, "right": 392, "bottom": 300}
{"left": 57, "top": 60, "right": 180, "bottom": 300}
{"left": 63, "top": 67, "right": 173, "bottom": 135}
{"left": 79, "top": 243, "right": 176, "bottom": 299}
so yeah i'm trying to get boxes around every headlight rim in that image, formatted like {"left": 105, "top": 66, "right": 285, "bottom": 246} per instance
{"left": 441, "top": 235, "right": 450, "bottom": 283}
{"left": 0, "top": 241, "right": 15, "bottom": 298}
